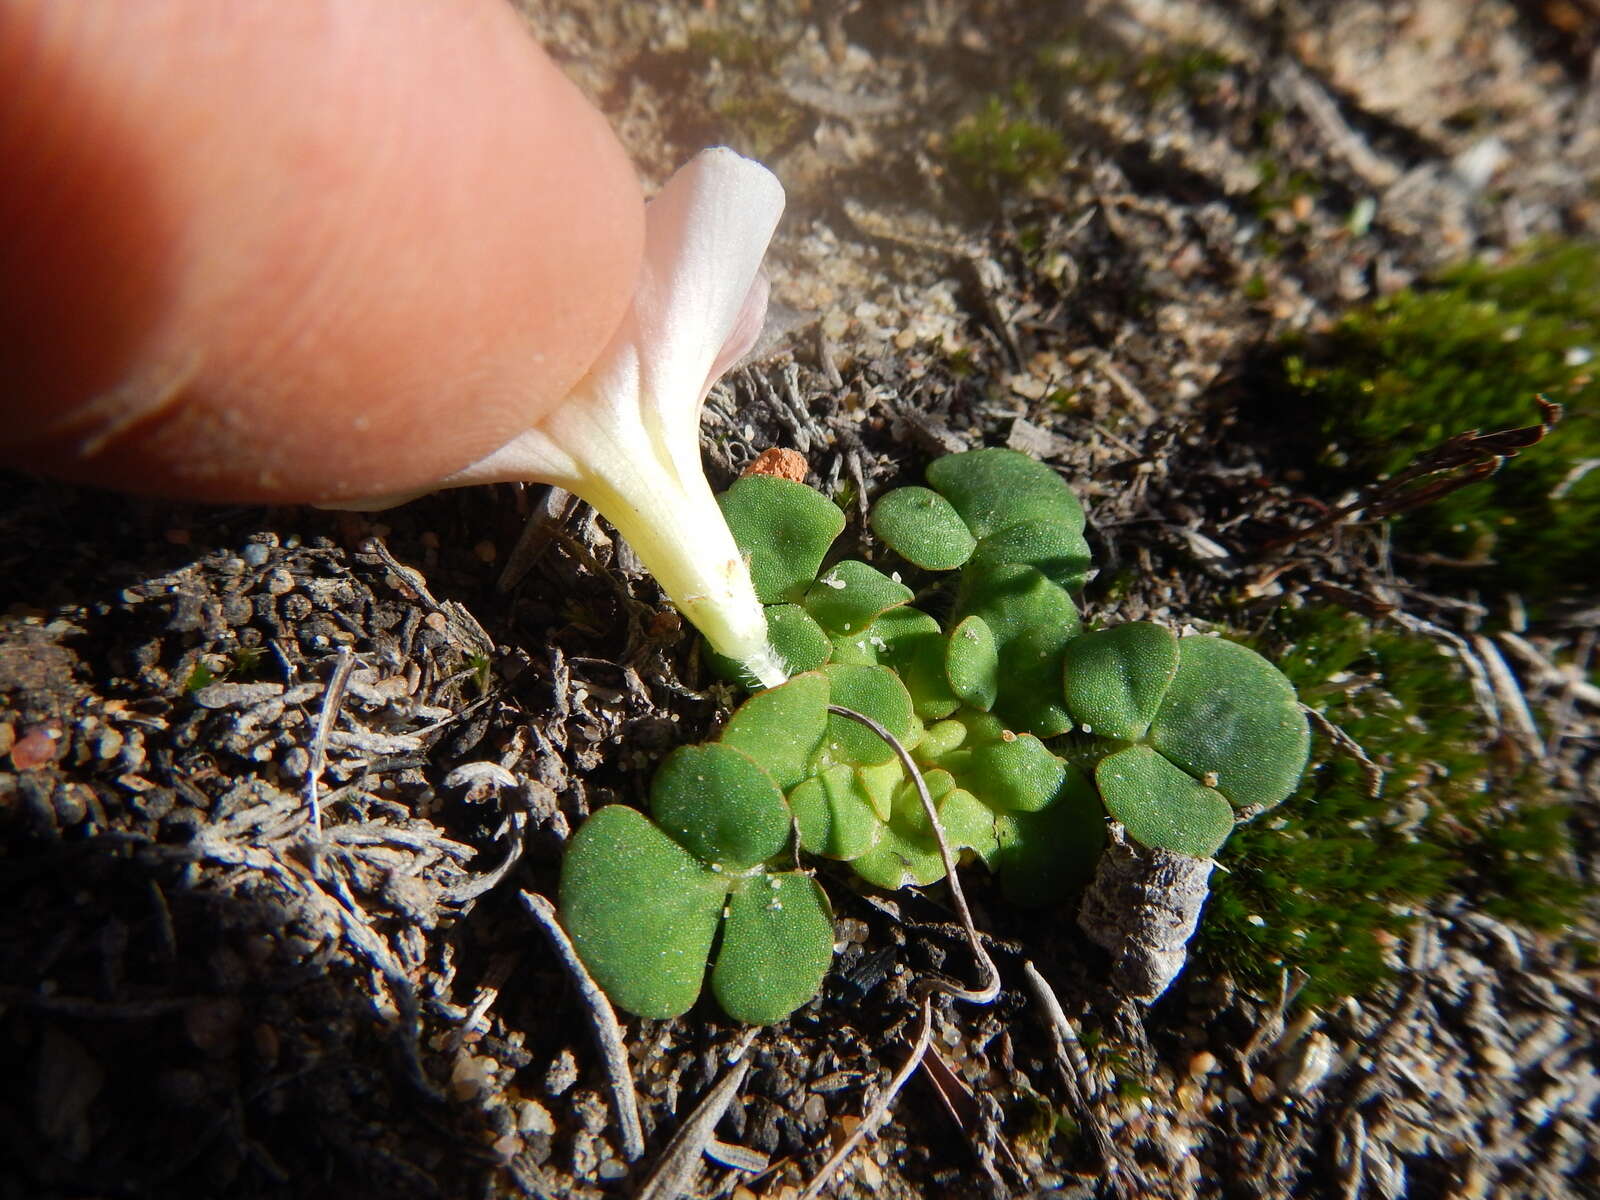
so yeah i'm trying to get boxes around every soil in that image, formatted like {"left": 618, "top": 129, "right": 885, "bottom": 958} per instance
{"left": 3, "top": 2, "right": 1597, "bottom": 1198}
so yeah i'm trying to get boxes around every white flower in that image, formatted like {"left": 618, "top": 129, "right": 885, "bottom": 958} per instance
{"left": 438, "top": 147, "right": 787, "bottom": 686}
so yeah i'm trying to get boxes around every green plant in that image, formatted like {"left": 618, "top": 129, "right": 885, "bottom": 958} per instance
{"left": 1275, "top": 240, "right": 1600, "bottom": 604}
{"left": 944, "top": 95, "right": 1067, "bottom": 197}
{"left": 1200, "top": 604, "right": 1587, "bottom": 1009}
{"left": 559, "top": 739, "right": 834, "bottom": 1024}
{"left": 559, "top": 450, "right": 1311, "bottom": 1023}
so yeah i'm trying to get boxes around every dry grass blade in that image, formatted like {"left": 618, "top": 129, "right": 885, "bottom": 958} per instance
{"left": 1265, "top": 396, "right": 1562, "bottom": 551}
{"left": 636, "top": 1050, "right": 754, "bottom": 1200}
{"left": 1303, "top": 705, "right": 1384, "bottom": 798}
{"left": 303, "top": 645, "right": 355, "bottom": 837}
{"left": 1022, "top": 961, "right": 1141, "bottom": 1197}
{"left": 518, "top": 891, "right": 645, "bottom": 1162}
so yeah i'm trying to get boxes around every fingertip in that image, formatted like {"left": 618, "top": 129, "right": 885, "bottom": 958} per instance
{"left": 0, "top": 0, "right": 645, "bottom": 504}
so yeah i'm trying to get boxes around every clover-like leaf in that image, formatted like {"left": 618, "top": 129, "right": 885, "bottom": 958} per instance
{"left": 962, "top": 732, "right": 1067, "bottom": 813}
{"left": 969, "top": 519, "right": 1093, "bottom": 595}
{"left": 991, "top": 765, "right": 1105, "bottom": 905}
{"left": 719, "top": 474, "right": 845, "bottom": 604}
{"left": 955, "top": 561, "right": 1081, "bottom": 736}
{"left": 1061, "top": 621, "right": 1180, "bottom": 742}
{"left": 1096, "top": 745, "right": 1235, "bottom": 858}
{"left": 926, "top": 448, "right": 1085, "bottom": 540}
{"left": 710, "top": 873, "right": 835, "bottom": 1025}
{"left": 1147, "top": 635, "right": 1311, "bottom": 812}
{"left": 869, "top": 486, "right": 977, "bottom": 569}
{"left": 720, "top": 671, "right": 830, "bottom": 791}
{"left": 820, "top": 664, "right": 919, "bottom": 766}
{"left": 788, "top": 763, "right": 883, "bottom": 859}
{"left": 559, "top": 805, "right": 727, "bottom": 1018}
{"left": 803, "top": 560, "right": 914, "bottom": 635}
{"left": 650, "top": 743, "right": 791, "bottom": 870}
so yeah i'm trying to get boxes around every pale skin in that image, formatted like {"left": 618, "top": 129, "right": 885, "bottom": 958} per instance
{"left": 0, "top": 0, "right": 645, "bottom": 504}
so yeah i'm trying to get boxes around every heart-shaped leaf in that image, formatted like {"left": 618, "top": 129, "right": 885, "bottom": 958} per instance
{"left": 711, "top": 873, "right": 835, "bottom": 1025}
{"left": 719, "top": 474, "right": 845, "bottom": 604}
{"left": 559, "top": 805, "right": 727, "bottom": 1018}
{"left": 1147, "top": 635, "right": 1311, "bottom": 812}
{"left": 1060, "top": 622, "right": 1180, "bottom": 742}
{"left": 720, "top": 671, "right": 830, "bottom": 791}
{"left": 869, "top": 486, "right": 977, "bottom": 569}
{"left": 650, "top": 743, "right": 791, "bottom": 869}
{"left": 1096, "top": 745, "right": 1235, "bottom": 858}
{"left": 803, "top": 559, "right": 914, "bottom": 635}
{"left": 927, "top": 448, "right": 1084, "bottom": 540}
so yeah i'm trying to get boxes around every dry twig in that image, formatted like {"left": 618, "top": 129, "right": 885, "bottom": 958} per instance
{"left": 303, "top": 645, "right": 355, "bottom": 837}
{"left": 797, "top": 706, "right": 1003, "bottom": 1198}
{"left": 518, "top": 891, "right": 646, "bottom": 1162}
{"left": 636, "top": 1045, "right": 756, "bottom": 1200}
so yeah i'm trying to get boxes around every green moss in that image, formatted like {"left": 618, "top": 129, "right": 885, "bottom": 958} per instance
{"left": 1131, "top": 44, "right": 1230, "bottom": 101}
{"left": 682, "top": 26, "right": 807, "bottom": 161}
{"left": 715, "top": 91, "right": 807, "bottom": 162}
{"left": 944, "top": 95, "right": 1067, "bottom": 197}
{"left": 1275, "top": 240, "right": 1600, "bottom": 604}
{"left": 1199, "top": 604, "right": 1587, "bottom": 1009}
{"left": 685, "top": 27, "right": 777, "bottom": 71}
{"left": 1035, "top": 31, "right": 1230, "bottom": 104}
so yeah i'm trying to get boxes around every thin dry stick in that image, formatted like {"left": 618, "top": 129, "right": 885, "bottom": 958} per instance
{"left": 797, "top": 707, "right": 1001, "bottom": 1199}
{"left": 799, "top": 995, "right": 936, "bottom": 1200}
{"left": 636, "top": 1050, "right": 754, "bottom": 1200}
{"left": 826, "top": 704, "right": 999, "bottom": 1005}
{"left": 1021, "top": 962, "right": 1095, "bottom": 1098}
{"left": 1022, "top": 961, "right": 1140, "bottom": 1198}
{"left": 519, "top": 891, "right": 646, "bottom": 1162}
{"left": 1303, "top": 705, "right": 1385, "bottom": 799}
{"left": 303, "top": 645, "right": 355, "bottom": 837}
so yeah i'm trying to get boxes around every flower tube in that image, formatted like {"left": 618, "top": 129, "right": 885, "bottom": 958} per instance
{"left": 436, "top": 148, "right": 787, "bottom": 685}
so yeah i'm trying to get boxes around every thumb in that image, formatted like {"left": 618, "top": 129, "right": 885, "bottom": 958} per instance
{"left": 0, "top": 0, "right": 644, "bottom": 504}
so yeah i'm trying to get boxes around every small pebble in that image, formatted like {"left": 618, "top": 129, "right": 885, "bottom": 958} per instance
{"left": 517, "top": 1099, "right": 555, "bottom": 1136}
{"left": 241, "top": 543, "right": 271, "bottom": 567}
{"left": 10, "top": 722, "right": 62, "bottom": 770}
{"left": 545, "top": 1049, "right": 579, "bottom": 1098}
